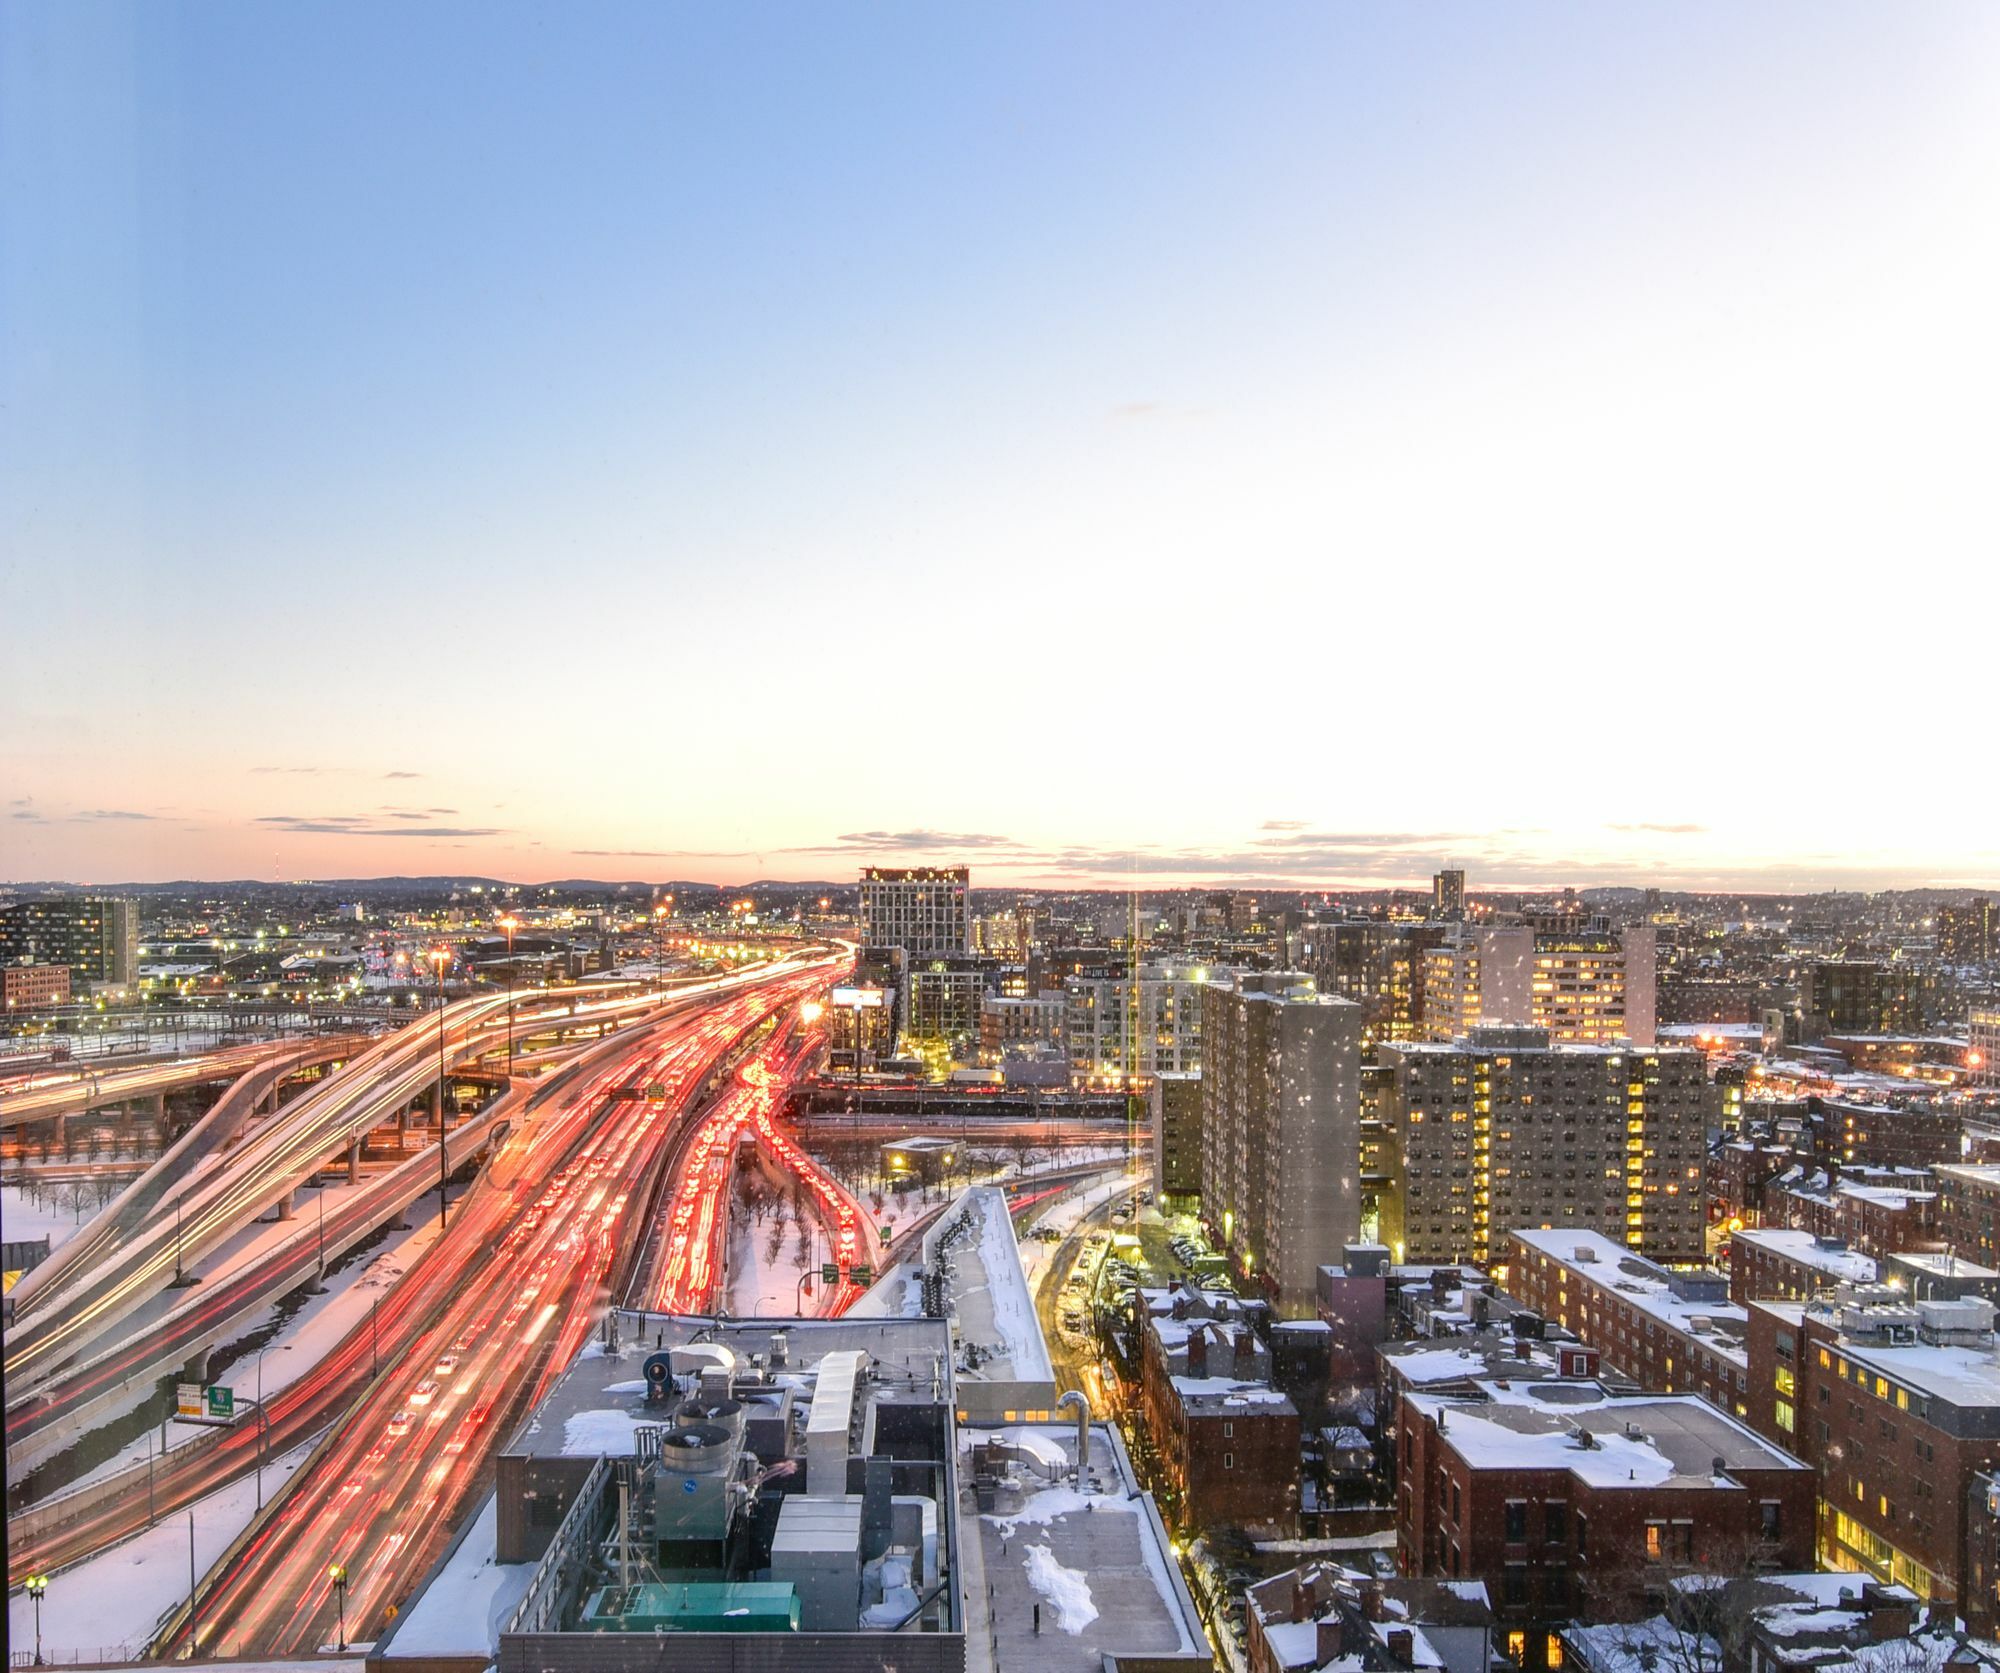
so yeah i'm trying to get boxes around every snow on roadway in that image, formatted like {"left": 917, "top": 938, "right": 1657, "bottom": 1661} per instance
{"left": 1019, "top": 1171, "right": 1134, "bottom": 1295}
{"left": 52, "top": 1207, "right": 448, "bottom": 1499}
{"left": 7, "top": 1440, "right": 318, "bottom": 1663}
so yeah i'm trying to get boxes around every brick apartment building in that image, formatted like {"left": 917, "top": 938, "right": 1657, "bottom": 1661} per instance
{"left": 1395, "top": 1384, "right": 1813, "bottom": 1670}
{"left": 1, "top": 963, "right": 72, "bottom": 1009}
{"left": 1140, "top": 1298, "right": 1301, "bottom": 1531}
{"left": 1764, "top": 1166, "right": 1940, "bottom": 1259}
{"left": 1728, "top": 1227, "right": 1878, "bottom": 1305}
{"left": 1506, "top": 1230, "right": 1752, "bottom": 1420}
{"left": 1709, "top": 1138, "right": 1803, "bottom": 1227}
{"left": 1742, "top": 1292, "right": 2000, "bottom": 1605}
{"left": 1936, "top": 1164, "right": 2000, "bottom": 1267}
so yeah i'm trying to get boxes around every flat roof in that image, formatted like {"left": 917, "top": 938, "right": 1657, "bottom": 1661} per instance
{"left": 1410, "top": 1387, "right": 1807, "bottom": 1485}
{"left": 928, "top": 1186, "right": 1054, "bottom": 1387}
{"left": 1731, "top": 1228, "right": 1879, "bottom": 1283}
{"left": 1510, "top": 1230, "right": 1749, "bottom": 1365}
{"left": 962, "top": 1421, "right": 1204, "bottom": 1673}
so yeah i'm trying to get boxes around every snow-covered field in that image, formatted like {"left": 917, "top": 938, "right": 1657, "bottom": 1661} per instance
{"left": 1, "top": 1182, "right": 99, "bottom": 1253}
{"left": 8, "top": 1440, "right": 318, "bottom": 1662}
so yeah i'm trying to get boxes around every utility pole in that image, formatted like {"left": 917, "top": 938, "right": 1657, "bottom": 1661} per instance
{"left": 430, "top": 947, "right": 450, "bottom": 1228}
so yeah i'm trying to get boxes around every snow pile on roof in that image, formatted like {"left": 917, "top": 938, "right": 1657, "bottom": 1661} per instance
{"left": 561, "top": 1406, "right": 644, "bottom": 1456}
{"left": 1022, "top": 1542, "right": 1099, "bottom": 1634}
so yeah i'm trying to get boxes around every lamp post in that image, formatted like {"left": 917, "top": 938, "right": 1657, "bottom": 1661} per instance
{"left": 498, "top": 915, "right": 520, "bottom": 1075}
{"left": 25, "top": 1573, "right": 47, "bottom": 1664}
{"left": 254, "top": 1344, "right": 291, "bottom": 1511}
{"left": 429, "top": 947, "right": 449, "bottom": 1229}
{"left": 328, "top": 1562, "right": 349, "bottom": 1652}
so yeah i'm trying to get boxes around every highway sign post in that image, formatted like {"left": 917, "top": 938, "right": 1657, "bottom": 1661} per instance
{"left": 175, "top": 1382, "right": 237, "bottom": 1426}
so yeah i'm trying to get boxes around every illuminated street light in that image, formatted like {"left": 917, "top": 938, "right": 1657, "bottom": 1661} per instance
{"left": 328, "top": 1563, "right": 349, "bottom": 1651}
{"left": 25, "top": 1573, "right": 47, "bottom": 1664}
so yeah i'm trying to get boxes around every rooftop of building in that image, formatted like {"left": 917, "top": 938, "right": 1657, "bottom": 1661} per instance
{"left": 1934, "top": 1161, "right": 2000, "bottom": 1188}
{"left": 1408, "top": 1385, "right": 1809, "bottom": 1486}
{"left": 922, "top": 1185, "right": 1055, "bottom": 1389}
{"left": 963, "top": 1420, "right": 1205, "bottom": 1673}
{"left": 1804, "top": 1294, "right": 2000, "bottom": 1408}
{"left": 1509, "top": 1230, "right": 1748, "bottom": 1364}
{"left": 1729, "top": 1227, "right": 1880, "bottom": 1284}
{"left": 1378, "top": 1331, "right": 1593, "bottom": 1390}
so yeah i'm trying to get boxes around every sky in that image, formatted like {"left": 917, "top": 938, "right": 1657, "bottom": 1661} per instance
{"left": 4, "top": 2, "right": 1998, "bottom": 894}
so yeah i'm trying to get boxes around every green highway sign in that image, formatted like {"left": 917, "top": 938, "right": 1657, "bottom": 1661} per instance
{"left": 206, "top": 1385, "right": 235, "bottom": 1422}
{"left": 853, "top": 1266, "right": 873, "bottom": 1285}
{"left": 821, "top": 1264, "right": 839, "bottom": 1284}
{"left": 879, "top": 1225, "right": 892, "bottom": 1245}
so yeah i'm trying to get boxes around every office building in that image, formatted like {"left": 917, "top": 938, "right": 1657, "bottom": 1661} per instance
{"left": 858, "top": 866, "right": 969, "bottom": 957}
{"left": 1064, "top": 962, "right": 1207, "bottom": 1082}
{"left": 0, "top": 896, "right": 139, "bottom": 989}
{"left": 1200, "top": 972, "right": 1363, "bottom": 1317}
{"left": 976, "top": 994, "right": 1063, "bottom": 1061}
{"left": 1801, "top": 961, "right": 1924, "bottom": 1039}
{"left": 1376, "top": 1031, "right": 1709, "bottom": 1266}
{"left": 1433, "top": 869, "right": 1466, "bottom": 919}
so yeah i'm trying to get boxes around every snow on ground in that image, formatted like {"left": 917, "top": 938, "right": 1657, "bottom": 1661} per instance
{"left": 725, "top": 1189, "right": 812, "bottom": 1318}
{"left": 379, "top": 1495, "right": 535, "bottom": 1657}
{"left": 1, "top": 1182, "right": 99, "bottom": 1253}
{"left": 1022, "top": 1542, "right": 1099, "bottom": 1634}
{"left": 7, "top": 1440, "right": 317, "bottom": 1662}
{"left": 52, "top": 1208, "right": 448, "bottom": 1499}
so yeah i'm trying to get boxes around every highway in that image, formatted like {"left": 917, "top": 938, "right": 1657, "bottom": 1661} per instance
{"left": 7, "top": 1035, "right": 367, "bottom": 1319}
{"left": 639, "top": 1015, "right": 874, "bottom": 1318}
{"left": 4, "top": 982, "right": 689, "bottom": 1398}
{"left": 0, "top": 1039, "right": 335, "bottom": 1131}
{"left": 150, "top": 953, "right": 844, "bottom": 1657}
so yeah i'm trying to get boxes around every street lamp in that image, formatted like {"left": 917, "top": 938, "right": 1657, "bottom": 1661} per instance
{"left": 328, "top": 1562, "right": 349, "bottom": 1652}
{"left": 497, "top": 915, "right": 520, "bottom": 1074}
{"left": 254, "top": 1344, "right": 292, "bottom": 1511}
{"left": 429, "top": 947, "right": 450, "bottom": 1229}
{"left": 25, "top": 1573, "right": 47, "bottom": 1664}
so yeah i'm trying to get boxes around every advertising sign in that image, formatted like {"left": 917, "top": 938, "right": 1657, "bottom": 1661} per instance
{"left": 830, "top": 987, "right": 885, "bottom": 1009}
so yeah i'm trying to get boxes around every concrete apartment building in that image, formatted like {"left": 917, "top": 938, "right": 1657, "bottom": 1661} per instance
{"left": 858, "top": 865, "right": 970, "bottom": 957}
{"left": 976, "top": 994, "right": 1063, "bottom": 1061}
{"left": 1153, "top": 1071, "right": 1203, "bottom": 1210}
{"left": 1395, "top": 1382, "right": 1813, "bottom": 1670}
{"left": 1200, "top": 972, "right": 1363, "bottom": 1318}
{"left": 1064, "top": 963, "right": 1207, "bottom": 1082}
{"left": 1375, "top": 1031, "right": 1709, "bottom": 1267}
{"left": 1422, "top": 923, "right": 1657, "bottom": 1047}
{"left": 0, "top": 896, "right": 139, "bottom": 990}
{"left": 1506, "top": 1229, "right": 1752, "bottom": 1419}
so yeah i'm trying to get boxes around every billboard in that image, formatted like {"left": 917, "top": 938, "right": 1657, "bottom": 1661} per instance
{"left": 830, "top": 986, "right": 885, "bottom": 1009}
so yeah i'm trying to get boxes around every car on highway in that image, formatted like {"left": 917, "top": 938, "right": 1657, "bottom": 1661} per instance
{"left": 410, "top": 1379, "right": 441, "bottom": 1406}
{"left": 433, "top": 1354, "right": 459, "bottom": 1377}
{"left": 387, "top": 1410, "right": 414, "bottom": 1437}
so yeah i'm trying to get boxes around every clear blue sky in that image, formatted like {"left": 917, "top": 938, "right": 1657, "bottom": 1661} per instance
{"left": 5, "top": 3, "right": 1998, "bottom": 889}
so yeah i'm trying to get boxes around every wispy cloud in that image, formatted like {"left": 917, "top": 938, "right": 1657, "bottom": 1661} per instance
{"left": 382, "top": 770, "right": 423, "bottom": 780}
{"left": 783, "top": 829, "right": 1023, "bottom": 855}
{"left": 76, "top": 809, "right": 160, "bottom": 821}
{"left": 256, "top": 815, "right": 504, "bottom": 838}
{"left": 1608, "top": 822, "right": 1708, "bottom": 835}
{"left": 251, "top": 766, "right": 329, "bottom": 776}
{"left": 571, "top": 848, "right": 752, "bottom": 859}
{"left": 1259, "top": 819, "right": 1309, "bottom": 832}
